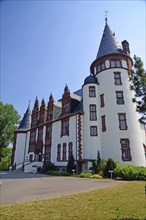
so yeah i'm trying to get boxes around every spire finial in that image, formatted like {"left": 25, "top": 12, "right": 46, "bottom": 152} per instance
{"left": 28, "top": 100, "right": 31, "bottom": 107}
{"left": 105, "top": 10, "right": 108, "bottom": 24}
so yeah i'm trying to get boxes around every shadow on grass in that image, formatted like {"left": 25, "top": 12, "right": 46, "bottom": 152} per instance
{"left": 112, "top": 218, "right": 145, "bottom": 220}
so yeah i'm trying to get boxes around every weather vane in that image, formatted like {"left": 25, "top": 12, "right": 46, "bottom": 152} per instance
{"left": 105, "top": 10, "right": 108, "bottom": 24}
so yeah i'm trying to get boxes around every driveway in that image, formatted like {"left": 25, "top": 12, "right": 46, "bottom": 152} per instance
{"left": 0, "top": 171, "right": 125, "bottom": 205}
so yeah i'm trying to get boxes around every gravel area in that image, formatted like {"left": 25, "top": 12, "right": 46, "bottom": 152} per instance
{"left": 0, "top": 171, "right": 125, "bottom": 205}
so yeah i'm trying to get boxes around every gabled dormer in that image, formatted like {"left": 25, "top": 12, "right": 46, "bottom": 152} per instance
{"left": 38, "top": 99, "right": 46, "bottom": 125}
{"left": 62, "top": 85, "right": 71, "bottom": 115}
{"left": 31, "top": 97, "right": 39, "bottom": 128}
{"left": 46, "top": 94, "right": 54, "bottom": 122}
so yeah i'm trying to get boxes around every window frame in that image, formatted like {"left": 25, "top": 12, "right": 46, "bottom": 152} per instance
{"left": 90, "top": 126, "right": 98, "bottom": 136}
{"left": 118, "top": 113, "right": 128, "bottom": 130}
{"left": 120, "top": 139, "right": 132, "bottom": 161}
{"left": 30, "top": 130, "right": 36, "bottom": 142}
{"left": 116, "top": 91, "right": 125, "bottom": 105}
{"left": 89, "top": 104, "right": 97, "bottom": 121}
{"left": 110, "top": 60, "right": 121, "bottom": 68}
{"left": 101, "top": 115, "right": 106, "bottom": 132}
{"left": 100, "top": 94, "right": 105, "bottom": 108}
{"left": 114, "top": 72, "right": 122, "bottom": 85}
{"left": 57, "top": 144, "right": 61, "bottom": 161}
{"left": 37, "top": 127, "right": 43, "bottom": 141}
{"left": 68, "top": 142, "right": 73, "bottom": 158}
{"left": 89, "top": 86, "right": 96, "bottom": 97}
{"left": 62, "top": 143, "right": 67, "bottom": 161}
{"left": 46, "top": 124, "right": 52, "bottom": 139}
{"left": 61, "top": 118, "right": 69, "bottom": 136}
{"left": 45, "top": 144, "right": 51, "bottom": 162}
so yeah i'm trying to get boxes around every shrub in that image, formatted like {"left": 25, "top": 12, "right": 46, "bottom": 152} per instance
{"left": 66, "top": 154, "right": 75, "bottom": 174}
{"left": 59, "top": 171, "right": 70, "bottom": 176}
{"left": 46, "top": 170, "right": 58, "bottom": 175}
{"left": 114, "top": 164, "right": 146, "bottom": 181}
{"left": 104, "top": 158, "right": 117, "bottom": 178}
{"left": 79, "top": 172, "right": 92, "bottom": 178}
{"left": 40, "top": 162, "right": 55, "bottom": 173}
{"left": 46, "top": 170, "right": 71, "bottom": 176}
{"left": 90, "top": 174, "right": 102, "bottom": 179}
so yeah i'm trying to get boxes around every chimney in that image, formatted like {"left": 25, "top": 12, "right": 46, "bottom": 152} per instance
{"left": 122, "top": 40, "right": 130, "bottom": 55}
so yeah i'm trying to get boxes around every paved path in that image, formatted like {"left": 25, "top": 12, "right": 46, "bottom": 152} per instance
{"left": 0, "top": 171, "right": 125, "bottom": 205}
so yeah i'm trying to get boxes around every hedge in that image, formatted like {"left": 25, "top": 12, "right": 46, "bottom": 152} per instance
{"left": 114, "top": 164, "right": 146, "bottom": 181}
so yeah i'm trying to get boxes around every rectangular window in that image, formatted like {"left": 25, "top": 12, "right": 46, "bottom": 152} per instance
{"left": 116, "top": 91, "right": 125, "bottom": 105}
{"left": 89, "top": 86, "right": 96, "bottom": 97}
{"left": 62, "top": 143, "right": 67, "bottom": 161}
{"left": 29, "top": 144, "right": 35, "bottom": 152}
{"left": 89, "top": 105, "right": 97, "bottom": 121}
{"left": 101, "top": 115, "right": 106, "bottom": 132}
{"left": 114, "top": 72, "right": 122, "bottom": 85}
{"left": 32, "top": 115, "right": 38, "bottom": 126}
{"left": 47, "top": 111, "right": 52, "bottom": 121}
{"left": 63, "top": 102, "right": 70, "bottom": 113}
{"left": 96, "top": 63, "right": 105, "bottom": 72}
{"left": 46, "top": 124, "right": 52, "bottom": 139}
{"left": 57, "top": 144, "right": 61, "bottom": 161}
{"left": 120, "top": 139, "right": 132, "bottom": 161}
{"left": 101, "top": 63, "right": 105, "bottom": 70}
{"left": 38, "top": 127, "right": 43, "bottom": 141}
{"left": 100, "top": 94, "right": 105, "bottom": 108}
{"left": 90, "top": 126, "right": 98, "bottom": 136}
{"left": 97, "top": 65, "right": 100, "bottom": 72}
{"left": 118, "top": 113, "right": 127, "bottom": 130}
{"left": 68, "top": 142, "right": 73, "bottom": 158}
{"left": 61, "top": 118, "right": 69, "bottom": 136}
{"left": 46, "top": 145, "right": 51, "bottom": 161}
{"left": 30, "top": 130, "right": 36, "bottom": 142}
{"left": 111, "top": 60, "right": 121, "bottom": 68}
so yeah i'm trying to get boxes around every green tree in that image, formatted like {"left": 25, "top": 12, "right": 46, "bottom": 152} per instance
{"left": 66, "top": 154, "right": 75, "bottom": 174}
{"left": 0, "top": 102, "right": 20, "bottom": 161}
{"left": 104, "top": 158, "right": 117, "bottom": 178}
{"left": 130, "top": 55, "right": 146, "bottom": 124}
{"left": 0, "top": 147, "right": 12, "bottom": 171}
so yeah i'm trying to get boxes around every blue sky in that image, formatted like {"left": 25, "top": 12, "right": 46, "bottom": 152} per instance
{"left": 1, "top": 0, "right": 145, "bottom": 120}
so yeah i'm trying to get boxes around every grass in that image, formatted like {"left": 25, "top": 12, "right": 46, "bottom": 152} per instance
{"left": 0, "top": 181, "right": 145, "bottom": 220}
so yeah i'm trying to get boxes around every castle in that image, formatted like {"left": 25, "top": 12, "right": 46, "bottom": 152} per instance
{"left": 12, "top": 19, "right": 146, "bottom": 172}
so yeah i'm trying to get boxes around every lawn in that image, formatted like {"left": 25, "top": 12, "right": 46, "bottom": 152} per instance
{"left": 0, "top": 181, "right": 145, "bottom": 220}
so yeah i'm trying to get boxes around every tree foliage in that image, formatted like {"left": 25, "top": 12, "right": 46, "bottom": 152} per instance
{"left": 104, "top": 158, "right": 117, "bottom": 178}
{"left": 130, "top": 55, "right": 146, "bottom": 124}
{"left": 0, "top": 102, "right": 20, "bottom": 160}
{"left": 0, "top": 147, "right": 12, "bottom": 171}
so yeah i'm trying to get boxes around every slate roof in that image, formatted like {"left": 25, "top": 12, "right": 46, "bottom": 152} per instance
{"left": 84, "top": 75, "right": 98, "bottom": 85}
{"left": 96, "top": 23, "right": 123, "bottom": 59}
{"left": 18, "top": 105, "right": 31, "bottom": 129}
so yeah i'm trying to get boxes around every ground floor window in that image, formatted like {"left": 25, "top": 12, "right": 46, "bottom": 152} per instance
{"left": 68, "top": 142, "right": 73, "bottom": 158}
{"left": 120, "top": 138, "right": 132, "bottom": 161}
{"left": 57, "top": 144, "right": 61, "bottom": 161}
{"left": 62, "top": 143, "right": 67, "bottom": 161}
{"left": 45, "top": 145, "right": 51, "bottom": 161}
{"left": 35, "top": 153, "right": 42, "bottom": 162}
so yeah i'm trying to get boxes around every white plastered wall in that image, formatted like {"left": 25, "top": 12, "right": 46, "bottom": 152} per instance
{"left": 51, "top": 115, "right": 77, "bottom": 166}
{"left": 96, "top": 61, "right": 145, "bottom": 166}
{"left": 82, "top": 83, "right": 102, "bottom": 160}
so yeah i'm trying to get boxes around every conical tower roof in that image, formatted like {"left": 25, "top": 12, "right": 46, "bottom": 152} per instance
{"left": 96, "top": 22, "right": 123, "bottom": 59}
{"left": 18, "top": 104, "right": 31, "bottom": 129}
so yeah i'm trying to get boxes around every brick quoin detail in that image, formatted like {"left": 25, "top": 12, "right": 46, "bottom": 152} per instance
{"left": 77, "top": 114, "right": 82, "bottom": 160}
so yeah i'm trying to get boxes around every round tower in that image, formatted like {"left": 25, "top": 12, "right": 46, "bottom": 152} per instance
{"left": 89, "top": 21, "right": 145, "bottom": 166}
{"left": 12, "top": 104, "right": 31, "bottom": 170}
{"left": 82, "top": 75, "right": 101, "bottom": 165}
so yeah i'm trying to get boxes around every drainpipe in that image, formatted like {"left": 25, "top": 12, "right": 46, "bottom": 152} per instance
{"left": 75, "top": 115, "right": 78, "bottom": 172}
